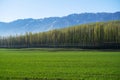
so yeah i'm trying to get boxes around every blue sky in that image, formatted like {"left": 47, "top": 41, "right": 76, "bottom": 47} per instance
{"left": 0, "top": 0, "right": 120, "bottom": 22}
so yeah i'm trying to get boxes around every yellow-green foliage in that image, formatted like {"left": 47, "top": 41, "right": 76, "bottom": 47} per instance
{"left": 0, "top": 21, "right": 120, "bottom": 48}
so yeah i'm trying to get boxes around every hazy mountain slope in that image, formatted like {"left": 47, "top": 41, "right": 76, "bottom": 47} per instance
{"left": 0, "top": 12, "right": 120, "bottom": 36}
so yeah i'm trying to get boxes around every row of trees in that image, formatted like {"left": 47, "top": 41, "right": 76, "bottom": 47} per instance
{"left": 0, "top": 21, "right": 120, "bottom": 48}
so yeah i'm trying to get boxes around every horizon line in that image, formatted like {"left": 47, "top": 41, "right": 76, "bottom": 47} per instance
{"left": 0, "top": 11, "right": 120, "bottom": 23}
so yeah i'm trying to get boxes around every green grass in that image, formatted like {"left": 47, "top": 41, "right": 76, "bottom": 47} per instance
{"left": 0, "top": 49, "right": 120, "bottom": 80}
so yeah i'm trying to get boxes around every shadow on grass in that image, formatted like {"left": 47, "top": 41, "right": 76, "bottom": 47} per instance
{"left": 0, "top": 48, "right": 120, "bottom": 52}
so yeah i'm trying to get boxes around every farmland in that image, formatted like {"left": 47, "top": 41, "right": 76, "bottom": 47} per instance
{"left": 0, "top": 49, "right": 120, "bottom": 80}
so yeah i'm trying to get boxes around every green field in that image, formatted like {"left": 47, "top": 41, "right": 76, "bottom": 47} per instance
{"left": 0, "top": 49, "right": 120, "bottom": 80}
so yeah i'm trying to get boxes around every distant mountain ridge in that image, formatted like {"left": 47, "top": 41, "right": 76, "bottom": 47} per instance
{"left": 0, "top": 12, "right": 120, "bottom": 36}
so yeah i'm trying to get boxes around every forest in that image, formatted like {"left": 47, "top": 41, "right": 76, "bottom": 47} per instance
{"left": 0, "top": 21, "right": 120, "bottom": 49}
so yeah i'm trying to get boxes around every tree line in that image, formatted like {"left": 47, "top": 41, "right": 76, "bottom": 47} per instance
{"left": 0, "top": 21, "right": 120, "bottom": 49}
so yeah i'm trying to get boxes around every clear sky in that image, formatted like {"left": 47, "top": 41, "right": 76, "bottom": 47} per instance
{"left": 0, "top": 0, "right": 120, "bottom": 22}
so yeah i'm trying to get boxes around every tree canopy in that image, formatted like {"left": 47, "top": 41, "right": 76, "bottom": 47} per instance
{"left": 0, "top": 21, "right": 120, "bottom": 49}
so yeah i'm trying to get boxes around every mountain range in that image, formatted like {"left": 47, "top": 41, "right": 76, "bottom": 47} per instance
{"left": 0, "top": 12, "right": 120, "bottom": 36}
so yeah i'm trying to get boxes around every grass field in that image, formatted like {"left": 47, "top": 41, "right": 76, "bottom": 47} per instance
{"left": 0, "top": 49, "right": 120, "bottom": 80}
